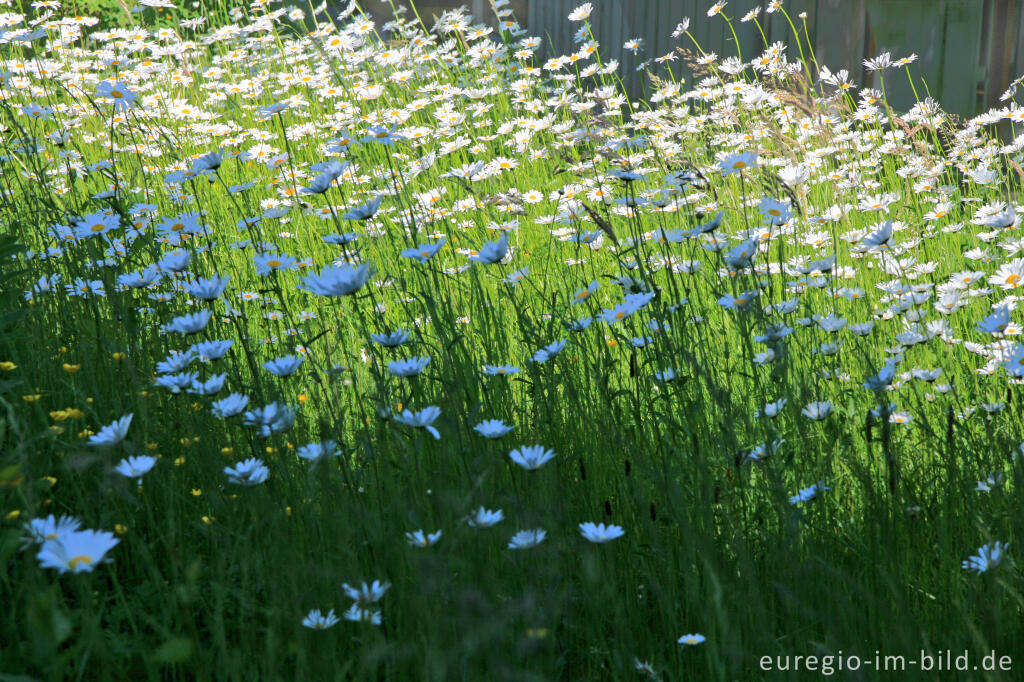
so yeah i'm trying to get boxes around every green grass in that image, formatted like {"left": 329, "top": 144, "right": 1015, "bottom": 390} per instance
{"left": 1, "top": 1, "right": 1024, "bottom": 680}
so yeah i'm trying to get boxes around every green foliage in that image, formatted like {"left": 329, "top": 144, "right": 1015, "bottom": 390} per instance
{"left": 0, "top": 0, "right": 1023, "bottom": 680}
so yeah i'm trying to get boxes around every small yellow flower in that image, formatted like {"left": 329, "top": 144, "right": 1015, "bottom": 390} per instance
{"left": 174, "top": 457, "right": 186, "bottom": 466}
{"left": 62, "top": 363, "right": 81, "bottom": 373}
{"left": 285, "top": 506, "right": 292, "bottom": 516}
{"left": 221, "top": 447, "right": 233, "bottom": 456}
{"left": 5, "top": 509, "right": 21, "bottom": 520}
{"left": 40, "top": 476, "right": 57, "bottom": 487}
{"left": 191, "top": 488, "right": 202, "bottom": 497}
{"left": 265, "top": 446, "right": 277, "bottom": 454}
{"left": 111, "top": 352, "right": 126, "bottom": 361}
{"left": 77, "top": 429, "right": 95, "bottom": 439}
{"left": 48, "top": 425, "right": 64, "bottom": 435}
{"left": 201, "top": 516, "right": 214, "bottom": 525}
{"left": 297, "top": 393, "right": 308, "bottom": 403}
{"left": 114, "top": 524, "right": 128, "bottom": 535}
{"left": 0, "top": 361, "right": 16, "bottom": 371}
{"left": 22, "top": 394, "right": 42, "bottom": 402}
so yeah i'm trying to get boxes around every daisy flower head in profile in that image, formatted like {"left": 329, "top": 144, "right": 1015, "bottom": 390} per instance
{"left": 243, "top": 402, "right": 296, "bottom": 437}
{"left": 508, "top": 528, "right": 547, "bottom": 549}
{"left": 678, "top": 633, "right": 706, "bottom": 646}
{"left": 623, "top": 38, "right": 644, "bottom": 54}
{"left": 483, "top": 364, "right": 520, "bottom": 376}
{"left": 115, "top": 455, "right": 157, "bottom": 484}
{"left": 466, "top": 507, "right": 504, "bottom": 528}
{"left": 164, "top": 310, "right": 213, "bottom": 335}
{"left": 401, "top": 239, "right": 446, "bottom": 263}
{"left": 95, "top": 80, "right": 138, "bottom": 110}
{"left": 393, "top": 406, "right": 442, "bottom": 439}
{"left": 343, "top": 604, "right": 382, "bottom": 625}
{"left": 184, "top": 275, "right": 229, "bottom": 301}
{"left": 360, "top": 125, "right": 403, "bottom": 147}
{"left": 24, "top": 515, "right": 82, "bottom": 546}
{"left": 37, "top": 528, "right": 120, "bottom": 574}
{"left": 89, "top": 413, "right": 133, "bottom": 447}
{"left": 371, "top": 329, "right": 411, "bottom": 347}
{"left": 962, "top": 541, "right": 1008, "bottom": 574}
{"left": 801, "top": 401, "right": 833, "bottom": 421}
{"left": 263, "top": 355, "right": 304, "bottom": 377}
{"left": 474, "top": 419, "right": 514, "bottom": 438}
{"left": 405, "top": 529, "right": 442, "bottom": 547}
{"left": 531, "top": 339, "right": 567, "bottom": 363}
{"left": 302, "top": 609, "right": 340, "bottom": 630}
{"left": 571, "top": 280, "right": 599, "bottom": 304}
{"left": 212, "top": 393, "right": 250, "bottom": 418}
{"left": 342, "top": 195, "right": 385, "bottom": 220}
{"left": 568, "top": 2, "right": 592, "bottom": 21}
{"left": 296, "top": 441, "right": 340, "bottom": 463}
{"left": 469, "top": 232, "right": 510, "bottom": 264}
{"left": 223, "top": 457, "right": 269, "bottom": 486}
{"left": 342, "top": 580, "right": 390, "bottom": 605}
{"left": 298, "top": 263, "right": 374, "bottom": 297}
{"left": 719, "top": 151, "right": 757, "bottom": 175}
{"left": 253, "top": 252, "right": 297, "bottom": 276}
{"left": 509, "top": 445, "right": 556, "bottom": 470}
{"left": 790, "top": 481, "right": 830, "bottom": 505}
{"left": 388, "top": 356, "right": 431, "bottom": 377}
{"left": 579, "top": 522, "right": 625, "bottom": 543}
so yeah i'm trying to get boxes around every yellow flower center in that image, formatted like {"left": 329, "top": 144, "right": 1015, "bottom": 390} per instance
{"left": 68, "top": 555, "right": 93, "bottom": 569}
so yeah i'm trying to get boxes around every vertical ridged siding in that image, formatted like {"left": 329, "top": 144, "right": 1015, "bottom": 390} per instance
{"left": 519, "top": 0, "right": 1019, "bottom": 116}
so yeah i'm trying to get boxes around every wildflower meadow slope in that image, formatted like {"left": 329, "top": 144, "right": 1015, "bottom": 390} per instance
{"left": 2, "top": 0, "right": 1024, "bottom": 679}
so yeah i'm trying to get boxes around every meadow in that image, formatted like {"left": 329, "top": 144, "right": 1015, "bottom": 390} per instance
{"left": 2, "top": 0, "right": 1024, "bottom": 679}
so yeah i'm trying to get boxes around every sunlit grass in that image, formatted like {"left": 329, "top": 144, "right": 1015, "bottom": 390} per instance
{"left": 1, "top": 0, "right": 1024, "bottom": 679}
